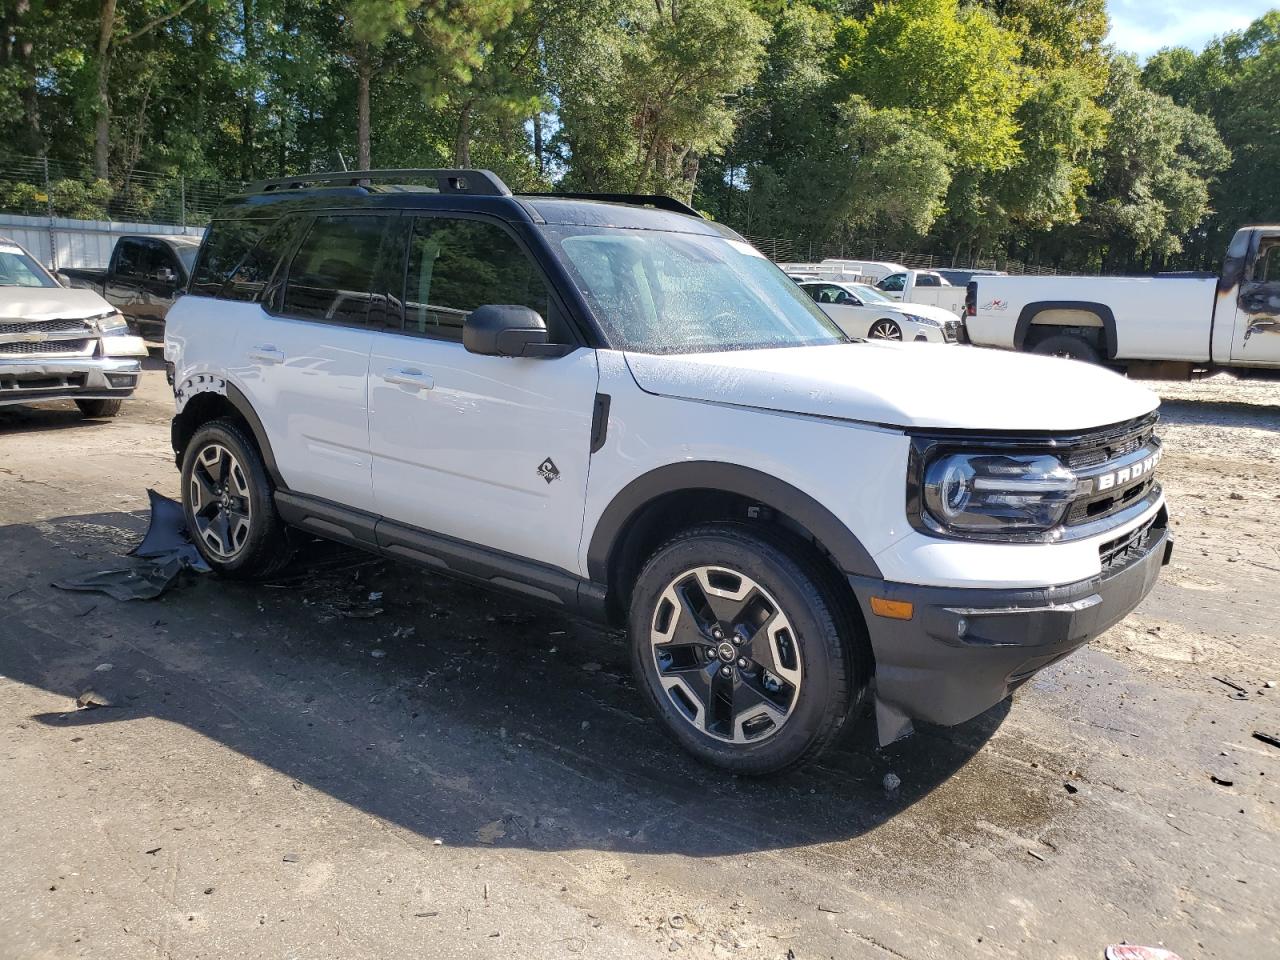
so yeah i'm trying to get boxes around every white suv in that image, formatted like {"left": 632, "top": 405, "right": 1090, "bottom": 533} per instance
{"left": 164, "top": 170, "right": 1172, "bottom": 774}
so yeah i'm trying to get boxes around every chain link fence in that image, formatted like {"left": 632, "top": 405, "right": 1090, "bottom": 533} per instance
{"left": 0, "top": 154, "right": 239, "bottom": 227}
{"left": 741, "top": 234, "right": 1063, "bottom": 277}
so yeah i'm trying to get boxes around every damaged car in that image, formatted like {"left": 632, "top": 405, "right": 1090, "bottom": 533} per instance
{"left": 0, "top": 237, "right": 149, "bottom": 418}
{"left": 165, "top": 170, "right": 1172, "bottom": 774}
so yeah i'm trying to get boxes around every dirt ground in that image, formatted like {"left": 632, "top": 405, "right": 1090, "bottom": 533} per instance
{"left": 1, "top": 358, "right": 1277, "bottom": 960}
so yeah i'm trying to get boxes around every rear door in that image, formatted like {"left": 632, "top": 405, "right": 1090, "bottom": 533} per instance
{"left": 1230, "top": 232, "right": 1280, "bottom": 364}
{"left": 240, "top": 212, "right": 392, "bottom": 512}
{"left": 367, "top": 213, "right": 598, "bottom": 574}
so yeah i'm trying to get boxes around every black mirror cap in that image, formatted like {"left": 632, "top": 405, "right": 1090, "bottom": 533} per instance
{"left": 463, "top": 304, "right": 570, "bottom": 358}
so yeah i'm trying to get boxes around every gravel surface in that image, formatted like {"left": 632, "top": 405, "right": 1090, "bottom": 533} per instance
{"left": 0, "top": 360, "right": 1276, "bottom": 959}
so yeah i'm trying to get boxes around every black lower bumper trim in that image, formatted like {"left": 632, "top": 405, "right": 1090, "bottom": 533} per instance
{"left": 850, "top": 511, "right": 1170, "bottom": 742}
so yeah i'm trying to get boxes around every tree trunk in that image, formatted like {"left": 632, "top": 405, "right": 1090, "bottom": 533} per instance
{"left": 533, "top": 113, "right": 543, "bottom": 177}
{"left": 94, "top": 0, "right": 119, "bottom": 179}
{"left": 453, "top": 99, "right": 474, "bottom": 168}
{"left": 241, "top": 0, "right": 256, "bottom": 181}
{"left": 356, "top": 41, "right": 372, "bottom": 170}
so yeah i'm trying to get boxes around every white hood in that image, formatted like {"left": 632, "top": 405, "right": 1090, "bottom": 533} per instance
{"left": 624, "top": 342, "right": 1159, "bottom": 432}
{"left": 0, "top": 286, "right": 114, "bottom": 321}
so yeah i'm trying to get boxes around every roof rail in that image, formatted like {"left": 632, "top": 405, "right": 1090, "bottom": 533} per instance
{"left": 247, "top": 169, "right": 512, "bottom": 197}
{"left": 529, "top": 192, "right": 703, "bottom": 219}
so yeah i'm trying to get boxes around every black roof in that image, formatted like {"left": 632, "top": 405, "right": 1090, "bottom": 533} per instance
{"left": 216, "top": 168, "right": 734, "bottom": 239}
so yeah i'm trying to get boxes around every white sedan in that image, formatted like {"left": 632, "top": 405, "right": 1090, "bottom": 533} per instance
{"left": 798, "top": 280, "right": 963, "bottom": 343}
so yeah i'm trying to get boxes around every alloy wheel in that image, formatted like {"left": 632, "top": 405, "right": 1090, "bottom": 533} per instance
{"left": 868, "top": 319, "right": 902, "bottom": 341}
{"left": 650, "top": 566, "right": 802, "bottom": 743}
{"left": 189, "top": 442, "right": 253, "bottom": 560}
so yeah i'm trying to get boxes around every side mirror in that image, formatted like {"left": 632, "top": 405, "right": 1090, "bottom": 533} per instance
{"left": 463, "top": 304, "right": 568, "bottom": 358}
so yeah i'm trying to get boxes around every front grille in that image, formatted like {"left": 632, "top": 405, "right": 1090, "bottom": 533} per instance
{"left": 0, "top": 338, "right": 93, "bottom": 356}
{"left": 1061, "top": 416, "right": 1156, "bottom": 470}
{"left": 1059, "top": 415, "right": 1161, "bottom": 527}
{"left": 0, "top": 318, "right": 93, "bottom": 336}
{"left": 1099, "top": 515, "right": 1158, "bottom": 571}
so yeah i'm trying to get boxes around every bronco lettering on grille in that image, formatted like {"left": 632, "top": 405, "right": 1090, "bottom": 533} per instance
{"left": 1094, "top": 447, "right": 1162, "bottom": 492}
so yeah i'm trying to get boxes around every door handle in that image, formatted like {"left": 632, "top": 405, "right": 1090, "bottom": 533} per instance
{"left": 247, "top": 345, "right": 284, "bottom": 364}
{"left": 382, "top": 367, "right": 434, "bottom": 391}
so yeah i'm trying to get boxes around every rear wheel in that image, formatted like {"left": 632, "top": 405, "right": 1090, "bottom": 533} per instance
{"left": 76, "top": 398, "right": 122, "bottom": 418}
{"left": 629, "top": 522, "right": 865, "bottom": 775}
{"left": 867, "top": 318, "right": 902, "bottom": 341}
{"left": 1030, "top": 332, "right": 1101, "bottom": 364}
{"left": 181, "top": 418, "right": 293, "bottom": 578}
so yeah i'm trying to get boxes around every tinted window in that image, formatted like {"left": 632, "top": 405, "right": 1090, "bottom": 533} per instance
{"left": 226, "top": 217, "right": 306, "bottom": 304}
{"left": 192, "top": 220, "right": 268, "bottom": 297}
{"left": 148, "top": 240, "right": 180, "bottom": 279}
{"left": 282, "top": 215, "right": 389, "bottom": 326}
{"left": 404, "top": 217, "right": 552, "bottom": 340}
{"left": 879, "top": 274, "right": 905, "bottom": 292}
{"left": 114, "top": 239, "right": 152, "bottom": 279}
{"left": 917, "top": 274, "right": 939, "bottom": 286}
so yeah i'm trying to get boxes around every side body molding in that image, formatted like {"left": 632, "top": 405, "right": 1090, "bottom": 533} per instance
{"left": 586, "top": 461, "right": 883, "bottom": 581}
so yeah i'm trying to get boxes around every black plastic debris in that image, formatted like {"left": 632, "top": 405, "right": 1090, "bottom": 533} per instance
{"left": 52, "top": 490, "right": 209, "bottom": 601}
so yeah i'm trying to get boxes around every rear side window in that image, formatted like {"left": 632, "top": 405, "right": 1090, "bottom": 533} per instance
{"left": 403, "top": 217, "right": 553, "bottom": 340}
{"left": 192, "top": 220, "right": 268, "bottom": 298}
{"left": 281, "top": 215, "right": 389, "bottom": 326}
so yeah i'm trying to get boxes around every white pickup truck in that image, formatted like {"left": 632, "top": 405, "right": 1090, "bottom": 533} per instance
{"left": 876, "top": 269, "right": 966, "bottom": 317}
{"left": 964, "top": 226, "right": 1280, "bottom": 375}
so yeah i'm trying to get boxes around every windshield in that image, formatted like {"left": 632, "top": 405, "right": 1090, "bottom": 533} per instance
{"left": 849, "top": 283, "right": 892, "bottom": 304}
{"left": 177, "top": 245, "right": 198, "bottom": 273}
{"left": 0, "top": 244, "right": 58, "bottom": 288}
{"left": 544, "top": 225, "right": 846, "bottom": 354}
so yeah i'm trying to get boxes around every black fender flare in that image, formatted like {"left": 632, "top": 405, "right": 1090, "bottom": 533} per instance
{"left": 585, "top": 461, "right": 883, "bottom": 583}
{"left": 172, "top": 382, "right": 288, "bottom": 490}
{"left": 1014, "top": 300, "right": 1117, "bottom": 360}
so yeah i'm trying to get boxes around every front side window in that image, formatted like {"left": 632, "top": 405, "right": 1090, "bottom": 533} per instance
{"left": 114, "top": 240, "right": 152, "bottom": 279}
{"left": 282, "top": 215, "right": 389, "bottom": 326}
{"left": 403, "top": 217, "right": 553, "bottom": 340}
{"left": 0, "top": 244, "right": 57, "bottom": 287}
{"left": 545, "top": 225, "right": 845, "bottom": 354}
{"left": 879, "top": 274, "right": 905, "bottom": 292}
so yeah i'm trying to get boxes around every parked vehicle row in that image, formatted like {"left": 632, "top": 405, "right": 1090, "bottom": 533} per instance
{"left": 162, "top": 168, "right": 1171, "bottom": 775}
{"left": 964, "top": 225, "right": 1280, "bottom": 375}
{"left": 0, "top": 236, "right": 148, "bottom": 416}
{"left": 798, "top": 280, "right": 965, "bottom": 343}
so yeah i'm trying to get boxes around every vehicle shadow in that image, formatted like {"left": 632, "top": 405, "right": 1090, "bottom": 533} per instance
{"left": 1158, "top": 396, "right": 1280, "bottom": 433}
{"left": 1, "top": 509, "right": 1009, "bottom": 858}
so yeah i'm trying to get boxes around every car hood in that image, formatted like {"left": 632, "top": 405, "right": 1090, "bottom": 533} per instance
{"left": 623, "top": 342, "right": 1159, "bottom": 432}
{"left": 0, "top": 286, "right": 113, "bottom": 321}
{"left": 881, "top": 301, "right": 957, "bottom": 324}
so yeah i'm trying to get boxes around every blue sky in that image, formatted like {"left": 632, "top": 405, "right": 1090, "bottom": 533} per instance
{"left": 1108, "top": 0, "right": 1277, "bottom": 58}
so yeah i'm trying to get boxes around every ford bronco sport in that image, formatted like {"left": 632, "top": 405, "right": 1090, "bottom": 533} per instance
{"left": 164, "top": 169, "right": 1172, "bottom": 774}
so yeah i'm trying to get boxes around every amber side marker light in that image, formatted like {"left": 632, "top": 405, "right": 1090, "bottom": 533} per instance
{"left": 870, "top": 597, "right": 914, "bottom": 620}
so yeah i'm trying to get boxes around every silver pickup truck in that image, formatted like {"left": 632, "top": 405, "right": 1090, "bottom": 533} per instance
{"left": 0, "top": 236, "right": 149, "bottom": 417}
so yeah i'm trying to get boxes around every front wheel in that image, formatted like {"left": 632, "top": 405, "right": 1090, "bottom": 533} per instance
{"left": 629, "top": 523, "right": 865, "bottom": 775}
{"left": 76, "top": 398, "right": 122, "bottom": 418}
{"left": 180, "top": 418, "right": 293, "bottom": 578}
{"left": 867, "top": 318, "right": 902, "bottom": 341}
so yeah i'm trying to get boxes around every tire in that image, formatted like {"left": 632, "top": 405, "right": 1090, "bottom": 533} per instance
{"left": 1030, "top": 332, "right": 1101, "bottom": 364}
{"left": 629, "top": 522, "right": 867, "bottom": 775}
{"left": 180, "top": 418, "right": 294, "bottom": 579}
{"left": 867, "top": 318, "right": 902, "bottom": 341}
{"left": 76, "top": 398, "right": 123, "bottom": 418}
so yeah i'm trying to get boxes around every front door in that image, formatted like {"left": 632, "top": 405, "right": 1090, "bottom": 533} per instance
{"left": 368, "top": 214, "right": 598, "bottom": 575}
{"left": 1230, "top": 233, "right": 1280, "bottom": 364}
{"left": 238, "top": 212, "right": 392, "bottom": 513}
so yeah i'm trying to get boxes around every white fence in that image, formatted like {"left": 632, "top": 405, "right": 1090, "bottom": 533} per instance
{"left": 0, "top": 213, "right": 205, "bottom": 271}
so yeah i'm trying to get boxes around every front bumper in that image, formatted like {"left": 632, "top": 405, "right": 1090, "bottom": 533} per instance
{"left": 0, "top": 355, "right": 142, "bottom": 407}
{"left": 849, "top": 510, "right": 1172, "bottom": 744}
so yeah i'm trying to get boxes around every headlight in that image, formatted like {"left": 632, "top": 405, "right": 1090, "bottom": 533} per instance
{"left": 922, "top": 452, "right": 1078, "bottom": 535}
{"left": 902, "top": 312, "right": 941, "bottom": 327}
{"left": 89, "top": 311, "right": 129, "bottom": 337}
